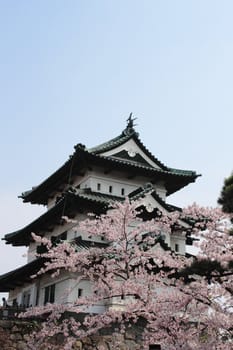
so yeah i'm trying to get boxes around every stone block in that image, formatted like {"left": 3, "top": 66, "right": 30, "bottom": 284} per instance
{"left": 125, "top": 331, "right": 136, "bottom": 340}
{"left": 74, "top": 340, "right": 82, "bottom": 349}
{"left": 16, "top": 341, "right": 27, "bottom": 350}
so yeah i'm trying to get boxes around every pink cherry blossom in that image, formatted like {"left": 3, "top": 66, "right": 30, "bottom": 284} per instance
{"left": 22, "top": 199, "right": 233, "bottom": 349}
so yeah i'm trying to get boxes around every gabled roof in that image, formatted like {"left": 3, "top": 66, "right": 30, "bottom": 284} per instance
{"left": 20, "top": 121, "right": 199, "bottom": 205}
{"left": 129, "top": 183, "right": 182, "bottom": 212}
{"left": 89, "top": 123, "right": 168, "bottom": 170}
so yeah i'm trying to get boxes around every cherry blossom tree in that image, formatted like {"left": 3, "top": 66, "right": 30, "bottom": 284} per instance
{"left": 23, "top": 200, "right": 233, "bottom": 350}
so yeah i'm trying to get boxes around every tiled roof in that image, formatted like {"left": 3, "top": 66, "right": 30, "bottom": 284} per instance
{"left": 75, "top": 188, "right": 123, "bottom": 205}
{"left": 74, "top": 237, "right": 108, "bottom": 251}
{"left": 20, "top": 124, "right": 200, "bottom": 205}
{"left": 89, "top": 128, "right": 133, "bottom": 154}
{"left": 4, "top": 186, "right": 182, "bottom": 246}
{"left": 129, "top": 183, "right": 154, "bottom": 200}
{"left": 168, "top": 168, "right": 197, "bottom": 176}
{"left": 0, "top": 258, "right": 45, "bottom": 292}
{"left": 4, "top": 189, "right": 112, "bottom": 246}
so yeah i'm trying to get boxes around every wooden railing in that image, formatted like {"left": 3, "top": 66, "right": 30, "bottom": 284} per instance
{"left": 0, "top": 306, "right": 26, "bottom": 320}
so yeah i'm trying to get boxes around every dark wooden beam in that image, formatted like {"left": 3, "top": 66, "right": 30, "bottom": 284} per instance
{"left": 46, "top": 226, "right": 54, "bottom": 232}
{"left": 127, "top": 174, "right": 135, "bottom": 179}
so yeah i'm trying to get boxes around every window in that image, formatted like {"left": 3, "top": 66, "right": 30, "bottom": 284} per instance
{"left": 22, "top": 291, "right": 31, "bottom": 308}
{"left": 78, "top": 288, "right": 83, "bottom": 298}
{"left": 97, "top": 183, "right": 101, "bottom": 191}
{"left": 44, "top": 284, "right": 55, "bottom": 305}
{"left": 12, "top": 299, "right": 18, "bottom": 307}
{"left": 175, "top": 243, "right": 179, "bottom": 252}
{"left": 51, "top": 232, "right": 67, "bottom": 246}
{"left": 60, "top": 231, "right": 67, "bottom": 241}
{"left": 36, "top": 244, "right": 47, "bottom": 254}
{"left": 121, "top": 188, "right": 125, "bottom": 196}
{"left": 109, "top": 185, "right": 112, "bottom": 193}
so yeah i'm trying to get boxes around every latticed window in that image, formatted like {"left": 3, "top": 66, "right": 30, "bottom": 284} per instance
{"left": 44, "top": 284, "right": 55, "bottom": 304}
{"left": 78, "top": 288, "right": 83, "bottom": 298}
{"left": 175, "top": 243, "right": 179, "bottom": 252}
{"left": 22, "top": 291, "right": 31, "bottom": 307}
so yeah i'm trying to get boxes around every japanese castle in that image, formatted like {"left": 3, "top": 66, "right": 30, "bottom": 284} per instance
{"left": 0, "top": 116, "right": 199, "bottom": 309}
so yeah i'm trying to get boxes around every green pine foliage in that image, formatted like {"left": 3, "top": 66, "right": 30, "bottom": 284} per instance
{"left": 218, "top": 172, "right": 233, "bottom": 213}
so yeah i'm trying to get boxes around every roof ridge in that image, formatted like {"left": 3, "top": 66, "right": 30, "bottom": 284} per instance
{"left": 88, "top": 131, "right": 134, "bottom": 154}
{"left": 88, "top": 115, "right": 140, "bottom": 154}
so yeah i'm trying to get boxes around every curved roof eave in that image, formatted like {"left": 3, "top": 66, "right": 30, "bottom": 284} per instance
{"left": 21, "top": 147, "right": 199, "bottom": 205}
{"left": 0, "top": 258, "right": 45, "bottom": 292}
{"left": 3, "top": 191, "right": 114, "bottom": 246}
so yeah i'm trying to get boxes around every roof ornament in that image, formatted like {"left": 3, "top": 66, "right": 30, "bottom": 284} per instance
{"left": 74, "top": 143, "right": 86, "bottom": 151}
{"left": 127, "top": 112, "right": 137, "bottom": 128}
{"left": 124, "top": 113, "right": 138, "bottom": 136}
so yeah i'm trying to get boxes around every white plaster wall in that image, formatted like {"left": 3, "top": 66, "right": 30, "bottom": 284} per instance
{"left": 37, "top": 273, "right": 106, "bottom": 313}
{"left": 163, "top": 231, "right": 171, "bottom": 247}
{"left": 170, "top": 235, "right": 186, "bottom": 255}
{"left": 8, "top": 282, "right": 37, "bottom": 307}
{"left": 66, "top": 278, "right": 105, "bottom": 310}
{"left": 75, "top": 168, "right": 167, "bottom": 197}
{"left": 53, "top": 278, "right": 74, "bottom": 305}
{"left": 79, "top": 174, "right": 139, "bottom": 197}
{"left": 37, "top": 272, "right": 89, "bottom": 305}
{"left": 47, "top": 175, "right": 86, "bottom": 209}
{"left": 46, "top": 167, "right": 168, "bottom": 213}
{"left": 79, "top": 174, "right": 167, "bottom": 201}
{"left": 28, "top": 242, "right": 37, "bottom": 263}
{"left": 27, "top": 212, "right": 88, "bottom": 262}
{"left": 38, "top": 273, "right": 68, "bottom": 305}
{"left": 8, "top": 272, "right": 105, "bottom": 312}
{"left": 155, "top": 182, "right": 167, "bottom": 201}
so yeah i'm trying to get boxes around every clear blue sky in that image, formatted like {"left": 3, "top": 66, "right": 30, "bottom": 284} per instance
{"left": 0, "top": 1, "right": 233, "bottom": 293}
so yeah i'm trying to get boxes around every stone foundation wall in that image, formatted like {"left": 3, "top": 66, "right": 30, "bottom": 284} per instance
{"left": 0, "top": 320, "right": 33, "bottom": 350}
{"left": 0, "top": 320, "right": 144, "bottom": 350}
